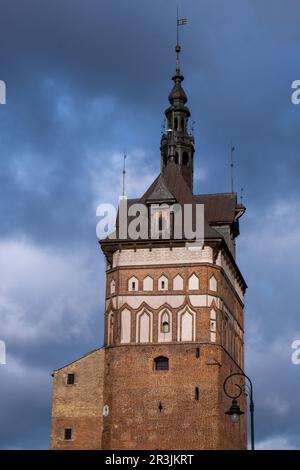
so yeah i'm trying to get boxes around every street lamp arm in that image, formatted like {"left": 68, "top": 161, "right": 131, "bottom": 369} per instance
{"left": 223, "top": 372, "right": 255, "bottom": 451}
{"left": 223, "top": 372, "right": 253, "bottom": 401}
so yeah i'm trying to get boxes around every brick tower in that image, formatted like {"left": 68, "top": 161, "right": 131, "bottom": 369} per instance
{"left": 50, "top": 38, "right": 247, "bottom": 451}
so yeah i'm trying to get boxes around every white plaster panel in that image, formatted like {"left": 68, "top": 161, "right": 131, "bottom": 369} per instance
{"left": 113, "top": 246, "right": 213, "bottom": 267}
{"left": 136, "top": 310, "right": 153, "bottom": 343}
{"left": 209, "top": 275, "right": 217, "bottom": 292}
{"left": 188, "top": 273, "right": 199, "bottom": 290}
{"left": 139, "top": 312, "right": 150, "bottom": 343}
{"left": 120, "top": 308, "right": 131, "bottom": 343}
{"left": 189, "top": 295, "right": 207, "bottom": 307}
{"left": 173, "top": 274, "right": 184, "bottom": 290}
{"left": 110, "top": 279, "right": 116, "bottom": 294}
{"left": 181, "top": 311, "right": 193, "bottom": 341}
{"left": 208, "top": 295, "right": 220, "bottom": 308}
{"left": 117, "top": 295, "right": 184, "bottom": 310}
{"left": 143, "top": 276, "right": 153, "bottom": 291}
{"left": 177, "top": 306, "right": 196, "bottom": 342}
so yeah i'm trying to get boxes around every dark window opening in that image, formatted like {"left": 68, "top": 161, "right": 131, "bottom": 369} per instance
{"left": 132, "top": 281, "right": 136, "bottom": 291}
{"left": 158, "top": 212, "right": 163, "bottom": 231}
{"left": 158, "top": 401, "right": 163, "bottom": 412}
{"left": 181, "top": 117, "right": 185, "bottom": 131}
{"left": 161, "top": 280, "right": 165, "bottom": 289}
{"left": 67, "top": 373, "right": 75, "bottom": 385}
{"left": 162, "top": 321, "right": 170, "bottom": 333}
{"left": 154, "top": 356, "right": 169, "bottom": 371}
{"left": 64, "top": 428, "right": 72, "bottom": 440}
{"left": 174, "top": 152, "right": 179, "bottom": 164}
{"left": 182, "top": 152, "right": 189, "bottom": 166}
{"left": 196, "top": 347, "right": 200, "bottom": 358}
{"left": 174, "top": 117, "right": 178, "bottom": 130}
{"left": 195, "top": 387, "right": 199, "bottom": 401}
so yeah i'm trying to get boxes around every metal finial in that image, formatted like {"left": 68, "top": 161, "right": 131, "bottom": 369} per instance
{"left": 176, "top": 7, "right": 187, "bottom": 74}
{"left": 122, "top": 154, "right": 127, "bottom": 197}
{"left": 230, "top": 143, "right": 235, "bottom": 193}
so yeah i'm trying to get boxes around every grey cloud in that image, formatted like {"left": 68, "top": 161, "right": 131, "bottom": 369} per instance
{"left": 0, "top": 0, "right": 300, "bottom": 449}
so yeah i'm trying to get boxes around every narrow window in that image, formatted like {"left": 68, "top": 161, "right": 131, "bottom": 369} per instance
{"left": 158, "top": 212, "right": 163, "bottom": 231}
{"left": 67, "top": 373, "right": 75, "bottom": 385}
{"left": 196, "top": 347, "right": 200, "bottom": 358}
{"left": 162, "top": 321, "right": 170, "bottom": 334}
{"left": 154, "top": 356, "right": 169, "bottom": 371}
{"left": 161, "top": 280, "right": 165, "bottom": 289}
{"left": 174, "top": 117, "right": 178, "bottom": 130}
{"left": 182, "top": 152, "right": 189, "bottom": 166}
{"left": 195, "top": 387, "right": 199, "bottom": 401}
{"left": 132, "top": 281, "right": 136, "bottom": 291}
{"left": 181, "top": 117, "right": 184, "bottom": 131}
{"left": 64, "top": 428, "right": 72, "bottom": 440}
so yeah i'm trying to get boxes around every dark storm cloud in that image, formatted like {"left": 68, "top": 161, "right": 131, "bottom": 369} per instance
{"left": 0, "top": 0, "right": 300, "bottom": 449}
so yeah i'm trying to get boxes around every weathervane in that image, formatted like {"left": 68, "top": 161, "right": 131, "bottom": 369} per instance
{"left": 176, "top": 7, "right": 187, "bottom": 74}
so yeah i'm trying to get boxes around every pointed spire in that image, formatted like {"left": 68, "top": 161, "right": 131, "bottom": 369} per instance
{"left": 160, "top": 12, "right": 194, "bottom": 191}
{"left": 168, "top": 12, "right": 188, "bottom": 105}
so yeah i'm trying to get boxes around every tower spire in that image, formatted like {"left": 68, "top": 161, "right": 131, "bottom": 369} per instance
{"left": 160, "top": 13, "right": 194, "bottom": 191}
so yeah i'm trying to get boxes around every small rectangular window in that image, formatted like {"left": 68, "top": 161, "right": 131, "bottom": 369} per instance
{"left": 132, "top": 282, "right": 136, "bottom": 291}
{"left": 195, "top": 387, "right": 199, "bottom": 401}
{"left": 64, "top": 428, "right": 72, "bottom": 440}
{"left": 161, "top": 281, "right": 165, "bottom": 289}
{"left": 155, "top": 356, "right": 169, "bottom": 371}
{"left": 67, "top": 373, "right": 75, "bottom": 385}
{"left": 196, "top": 347, "right": 200, "bottom": 358}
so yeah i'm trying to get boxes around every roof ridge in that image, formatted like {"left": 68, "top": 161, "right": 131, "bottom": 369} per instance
{"left": 195, "top": 192, "right": 237, "bottom": 197}
{"left": 52, "top": 347, "right": 104, "bottom": 373}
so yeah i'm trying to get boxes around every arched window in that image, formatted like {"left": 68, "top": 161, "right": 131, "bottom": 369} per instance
{"left": 158, "top": 212, "right": 163, "bottom": 231}
{"left": 158, "top": 275, "right": 168, "bottom": 291}
{"left": 154, "top": 356, "right": 169, "bottom": 371}
{"left": 174, "top": 117, "right": 178, "bottom": 130}
{"left": 110, "top": 279, "right": 116, "bottom": 294}
{"left": 182, "top": 152, "right": 189, "bottom": 166}
{"left": 128, "top": 276, "right": 138, "bottom": 291}
{"left": 161, "top": 311, "right": 170, "bottom": 334}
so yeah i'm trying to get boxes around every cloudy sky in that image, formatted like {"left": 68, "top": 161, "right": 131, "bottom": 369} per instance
{"left": 0, "top": 0, "right": 300, "bottom": 450}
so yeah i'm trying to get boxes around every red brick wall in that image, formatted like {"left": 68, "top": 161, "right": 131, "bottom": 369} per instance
{"left": 50, "top": 348, "right": 105, "bottom": 450}
{"left": 102, "top": 343, "right": 246, "bottom": 450}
